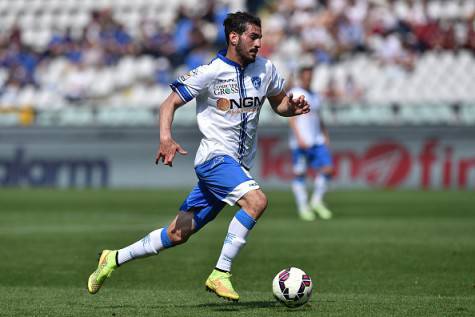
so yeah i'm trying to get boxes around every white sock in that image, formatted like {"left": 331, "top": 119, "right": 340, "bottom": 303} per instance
{"left": 216, "top": 209, "right": 256, "bottom": 272}
{"left": 117, "top": 228, "right": 168, "bottom": 265}
{"left": 292, "top": 177, "right": 308, "bottom": 213}
{"left": 311, "top": 174, "right": 328, "bottom": 205}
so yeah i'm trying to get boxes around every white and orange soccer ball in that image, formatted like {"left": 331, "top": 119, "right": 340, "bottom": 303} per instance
{"left": 272, "top": 267, "right": 313, "bottom": 308}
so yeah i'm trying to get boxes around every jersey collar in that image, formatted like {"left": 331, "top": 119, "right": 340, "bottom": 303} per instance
{"left": 217, "top": 49, "right": 251, "bottom": 69}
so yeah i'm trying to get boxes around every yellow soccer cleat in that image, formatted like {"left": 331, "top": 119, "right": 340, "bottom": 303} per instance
{"left": 205, "top": 269, "right": 240, "bottom": 301}
{"left": 312, "top": 201, "right": 333, "bottom": 220}
{"left": 87, "top": 250, "right": 118, "bottom": 294}
{"left": 299, "top": 207, "right": 316, "bottom": 221}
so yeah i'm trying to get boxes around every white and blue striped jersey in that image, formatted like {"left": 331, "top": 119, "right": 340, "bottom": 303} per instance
{"left": 288, "top": 86, "right": 325, "bottom": 149}
{"left": 170, "top": 50, "right": 285, "bottom": 169}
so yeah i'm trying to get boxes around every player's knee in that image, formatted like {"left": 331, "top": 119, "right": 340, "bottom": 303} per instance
{"left": 168, "top": 228, "right": 191, "bottom": 245}
{"left": 251, "top": 191, "right": 268, "bottom": 217}
{"left": 257, "top": 192, "right": 268, "bottom": 212}
{"left": 321, "top": 166, "right": 333, "bottom": 177}
{"left": 238, "top": 190, "right": 268, "bottom": 219}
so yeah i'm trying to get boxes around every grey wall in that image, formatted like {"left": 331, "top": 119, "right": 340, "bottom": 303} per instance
{"left": 0, "top": 126, "right": 474, "bottom": 189}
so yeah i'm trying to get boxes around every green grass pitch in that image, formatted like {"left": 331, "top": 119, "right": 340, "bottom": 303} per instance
{"left": 0, "top": 189, "right": 474, "bottom": 316}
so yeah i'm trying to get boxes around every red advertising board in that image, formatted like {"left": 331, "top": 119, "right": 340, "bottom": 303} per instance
{"left": 259, "top": 134, "right": 475, "bottom": 189}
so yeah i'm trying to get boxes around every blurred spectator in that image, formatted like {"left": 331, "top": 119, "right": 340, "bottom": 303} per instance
{"left": 451, "top": 102, "right": 462, "bottom": 124}
{"left": 342, "top": 74, "right": 364, "bottom": 103}
{"left": 391, "top": 102, "right": 401, "bottom": 125}
{"left": 174, "top": 6, "right": 195, "bottom": 56}
{"left": 1, "top": 41, "right": 39, "bottom": 88}
{"left": 337, "top": 13, "right": 366, "bottom": 54}
{"left": 465, "top": 13, "right": 475, "bottom": 51}
{"left": 82, "top": 40, "right": 104, "bottom": 67}
{"left": 323, "top": 76, "right": 344, "bottom": 123}
{"left": 62, "top": 63, "right": 93, "bottom": 103}
{"left": 376, "top": 31, "right": 415, "bottom": 72}
{"left": 0, "top": 0, "right": 474, "bottom": 112}
{"left": 139, "top": 21, "right": 181, "bottom": 66}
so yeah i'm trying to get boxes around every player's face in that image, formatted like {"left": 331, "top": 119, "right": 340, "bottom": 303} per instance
{"left": 300, "top": 69, "right": 313, "bottom": 89}
{"left": 236, "top": 23, "right": 262, "bottom": 64}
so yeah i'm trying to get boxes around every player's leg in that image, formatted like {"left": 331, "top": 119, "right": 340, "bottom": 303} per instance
{"left": 116, "top": 211, "right": 195, "bottom": 265}
{"left": 214, "top": 188, "right": 267, "bottom": 272}
{"left": 197, "top": 155, "right": 262, "bottom": 301}
{"left": 291, "top": 148, "right": 315, "bottom": 221}
{"left": 87, "top": 211, "right": 195, "bottom": 295}
{"left": 310, "top": 144, "right": 334, "bottom": 219}
{"left": 87, "top": 183, "right": 221, "bottom": 295}
{"left": 206, "top": 189, "right": 266, "bottom": 301}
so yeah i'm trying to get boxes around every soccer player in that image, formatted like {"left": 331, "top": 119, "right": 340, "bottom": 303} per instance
{"left": 87, "top": 12, "right": 310, "bottom": 301}
{"left": 288, "top": 65, "right": 334, "bottom": 221}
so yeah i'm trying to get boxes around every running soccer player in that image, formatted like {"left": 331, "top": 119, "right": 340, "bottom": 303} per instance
{"left": 87, "top": 12, "right": 310, "bottom": 301}
{"left": 288, "top": 65, "right": 334, "bottom": 221}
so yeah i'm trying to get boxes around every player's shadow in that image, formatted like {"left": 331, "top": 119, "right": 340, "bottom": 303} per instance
{"left": 192, "top": 300, "right": 278, "bottom": 311}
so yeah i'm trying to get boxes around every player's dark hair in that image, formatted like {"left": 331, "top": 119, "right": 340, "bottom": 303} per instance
{"left": 298, "top": 66, "right": 314, "bottom": 75}
{"left": 223, "top": 11, "right": 261, "bottom": 45}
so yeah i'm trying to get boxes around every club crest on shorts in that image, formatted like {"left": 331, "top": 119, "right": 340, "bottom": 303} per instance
{"left": 251, "top": 76, "right": 261, "bottom": 90}
{"left": 217, "top": 98, "right": 231, "bottom": 111}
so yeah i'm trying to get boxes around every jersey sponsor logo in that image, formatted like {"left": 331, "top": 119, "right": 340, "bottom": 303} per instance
{"left": 251, "top": 76, "right": 261, "bottom": 90}
{"left": 217, "top": 98, "right": 231, "bottom": 111}
{"left": 213, "top": 82, "right": 239, "bottom": 95}
{"left": 216, "top": 97, "right": 265, "bottom": 113}
{"left": 216, "top": 78, "right": 237, "bottom": 83}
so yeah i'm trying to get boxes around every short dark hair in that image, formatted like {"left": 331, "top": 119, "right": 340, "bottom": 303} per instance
{"left": 223, "top": 11, "right": 261, "bottom": 45}
{"left": 298, "top": 66, "right": 314, "bottom": 74}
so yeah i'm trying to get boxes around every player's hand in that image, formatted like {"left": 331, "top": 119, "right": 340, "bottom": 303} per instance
{"left": 298, "top": 139, "right": 310, "bottom": 150}
{"left": 288, "top": 92, "right": 310, "bottom": 115}
{"left": 155, "top": 137, "right": 188, "bottom": 167}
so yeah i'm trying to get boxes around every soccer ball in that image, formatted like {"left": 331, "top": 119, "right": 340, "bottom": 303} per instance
{"left": 272, "top": 267, "right": 313, "bottom": 308}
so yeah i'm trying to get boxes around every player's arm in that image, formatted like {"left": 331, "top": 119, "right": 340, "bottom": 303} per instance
{"left": 155, "top": 92, "right": 188, "bottom": 167}
{"left": 289, "top": 116, "right": 309, "bottom": 149}
{"left": 319, "top": 116, "right": 330, "bottom": 145}
{"left": 268, "top": 91, "right": 310, "bottom": 117}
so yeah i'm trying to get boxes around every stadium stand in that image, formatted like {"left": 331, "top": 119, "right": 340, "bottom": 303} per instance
{"left": 0, "top": 0, "right": 474, "bottom": 126}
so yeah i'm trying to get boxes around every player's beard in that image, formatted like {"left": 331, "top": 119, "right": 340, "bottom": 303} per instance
{"left": 236, "top": 38, "right": 256, "bottom": 64}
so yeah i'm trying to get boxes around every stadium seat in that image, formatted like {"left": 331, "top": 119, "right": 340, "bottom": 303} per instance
{"left": 58, "top": 107, "right": 95, "bottom": 126}
{"left": 0, "top": 86, "right": 20, "bottom": 109}
{"left": 312, "top": 64, "right": 330, "bottom": 93}
{"left": 16, "top": 86, "right": 36, "bottom": 107}
{"left": 0, "top": 0, "right": 473, "bottom": 126}
{"left": 90, "top": 69, "right": 114, "bottom": 98}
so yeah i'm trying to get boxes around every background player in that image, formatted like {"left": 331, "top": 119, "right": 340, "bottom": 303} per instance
{"left": 289, "top": 64, "right": 334, "bottom": 221}
{"left": 87, "top": 11, "right": 310, "bottom": 302}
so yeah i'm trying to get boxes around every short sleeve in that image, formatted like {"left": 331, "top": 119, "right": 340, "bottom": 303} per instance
{"left": 266, "top": 63, "right": 285, "bottom": 97}
{"left": 170, "top": 64, "right": 214, "bottom": 103}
